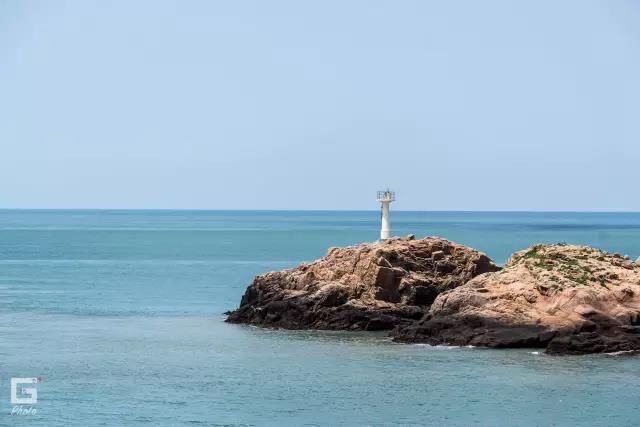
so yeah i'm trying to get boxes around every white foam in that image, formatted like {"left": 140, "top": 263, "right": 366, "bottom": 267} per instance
{"left": 604, "top": 350, "right": 640, "bottom": 356}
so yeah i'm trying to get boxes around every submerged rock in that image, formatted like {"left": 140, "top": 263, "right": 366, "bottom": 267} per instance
{"left": 226, "top": 237, "right": 500, "bottom": 331}
{"left": 393, "top": 243, "right": 640, "bottom": 355}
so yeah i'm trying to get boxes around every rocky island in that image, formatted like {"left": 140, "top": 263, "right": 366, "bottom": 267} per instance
{"left": 226, "top": 236, "right": 500, "bottom": 330}
{"left": 395, "top": 243, "right": 640, "bottom": 355}
{"left": 227, "top": 237, "right": 640, "bottom": 355}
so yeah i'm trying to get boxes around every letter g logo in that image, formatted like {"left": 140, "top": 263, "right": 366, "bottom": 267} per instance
{"left": 10, "top": 378, "right": 38, "bottom": 405}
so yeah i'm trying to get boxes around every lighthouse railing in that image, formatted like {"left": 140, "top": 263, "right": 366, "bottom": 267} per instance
{"left": 376, "top": 191, "right": 395, "bottom": 202}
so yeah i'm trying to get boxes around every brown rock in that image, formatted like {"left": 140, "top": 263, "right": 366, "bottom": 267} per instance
{"left": 393, "top": 243, "right": 640, "bottom": 355}
{"left": 226, "top": 236, "right": 500, "bottom": 330}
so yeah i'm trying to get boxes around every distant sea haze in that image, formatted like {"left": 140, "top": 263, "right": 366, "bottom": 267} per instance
{"left": 3, "top": 210, "right": 640, "bottom": 425}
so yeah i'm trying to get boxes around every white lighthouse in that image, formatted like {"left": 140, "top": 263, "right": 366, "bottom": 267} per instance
{"left": 376, "top": 189, "right": 395, "bottom": 240}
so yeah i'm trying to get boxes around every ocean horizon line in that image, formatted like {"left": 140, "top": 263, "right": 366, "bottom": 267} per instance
{"left": 2, "top": 208, "right": 640, "bottom": 214}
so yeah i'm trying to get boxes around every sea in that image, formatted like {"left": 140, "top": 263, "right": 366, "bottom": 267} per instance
{"left": 2, "top": 210, "right": 640, "bottom": 426}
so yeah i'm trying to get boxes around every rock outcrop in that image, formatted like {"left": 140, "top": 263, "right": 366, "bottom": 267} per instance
{"left": 226, "top": 236, "right": 500, "bottom": 331}
{"left": 393, "top": 244, "right": 640, "bottom": 355}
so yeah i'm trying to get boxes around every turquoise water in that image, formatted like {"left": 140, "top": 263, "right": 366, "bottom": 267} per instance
{"left": 2, "top": 210, "right": 640, "bottom": 426}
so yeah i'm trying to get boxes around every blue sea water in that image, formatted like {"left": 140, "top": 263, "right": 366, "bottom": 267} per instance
{"left": 2, "top": 210, "right": 640, "bottom": 426}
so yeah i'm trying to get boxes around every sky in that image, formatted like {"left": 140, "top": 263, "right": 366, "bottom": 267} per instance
{"left": 1, "top": 0, "right": 639, "bottom": 211}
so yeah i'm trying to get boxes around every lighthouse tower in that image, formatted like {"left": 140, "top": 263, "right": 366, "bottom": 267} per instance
{"left": 376, "top": 189, "right": 395, "bottom": 240}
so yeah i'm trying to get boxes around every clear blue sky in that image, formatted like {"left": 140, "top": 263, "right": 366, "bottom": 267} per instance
{"left": 1, "top": 1, "right": 639, "bottom": 210}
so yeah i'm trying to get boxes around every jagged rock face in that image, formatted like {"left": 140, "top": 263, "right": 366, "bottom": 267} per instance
{"left": 393, "top": 244, "right": 640, "bottom": 355}
{"left": 226, "top": 236, "right": 500, "bottom": 331}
